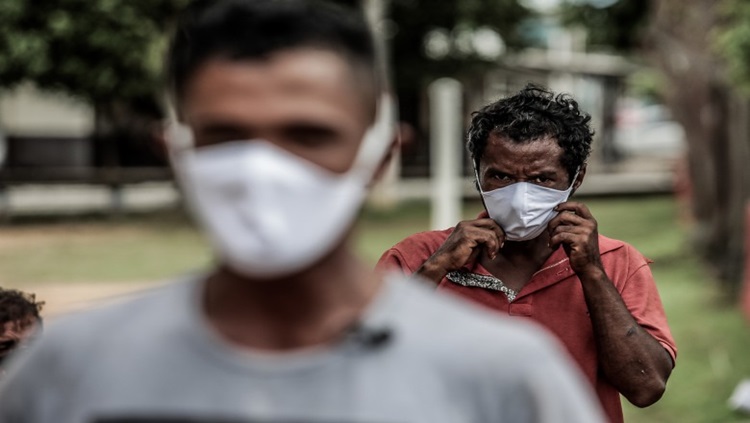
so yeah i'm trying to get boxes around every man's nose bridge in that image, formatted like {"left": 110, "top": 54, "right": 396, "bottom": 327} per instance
{"left": 512, "top": 182, "right": 529, "bottom": 212}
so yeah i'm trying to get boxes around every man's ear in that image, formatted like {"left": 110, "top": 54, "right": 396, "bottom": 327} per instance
{"left": 571, "top": 164, "right": 587, "bottom": 195}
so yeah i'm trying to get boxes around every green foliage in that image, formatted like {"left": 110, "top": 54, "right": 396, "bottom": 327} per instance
{"left": 715, "top": 0, "right": 750, "bottom": 93}
{"left": 0, "top": 0, "right": 531, "bottom": 105}
{"left": 626, "top": 68, "right": 667, "bottom": 103}
{"left": 560, "top": 0, "right": 650, "bottom": 52}
{"left": 0, "top": 0, "right": 187, "bottom": 103}
{"left": 0, "top": 212, "right": 210, "bottom": 284}
{"left": 369, "top": 0, "right": 533, "bottom": 165}
{"left": 389, "top": 0, "right": 531, "bottom": 81}
{"left": 564, "top": 0, "right": 750, "bottom": 95}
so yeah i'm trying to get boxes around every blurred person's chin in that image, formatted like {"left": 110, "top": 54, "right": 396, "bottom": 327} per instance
{"left": 216, "top": 222, "right": 360, "bottom": 283}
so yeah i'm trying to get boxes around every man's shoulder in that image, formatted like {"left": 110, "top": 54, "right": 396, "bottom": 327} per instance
{"left": 376, "top": 228, "right": 456, "bottom": 272}
{"left": 391, "top": 228, "right": 454, "bottom": 250}
{"left": 0, "top": 279, "right": 191, "bottom": 390}
{"left": 384, "top": 228, "right": 454, "bottom": 260}
{"left": 389, "top": 278, "right": 606, "bottom": 420}
{"left": 598, "top": 234, "right": 650, "bottom": 264}
{"left": 598, "top": 234, "right": 646, "bottom": 256}
{"left": 36, "top": 279, "right": 193, "bottom": 353}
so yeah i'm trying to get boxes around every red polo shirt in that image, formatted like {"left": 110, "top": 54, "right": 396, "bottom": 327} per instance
{"left": 377, "top": 227, "right": 677, "bottom": 423}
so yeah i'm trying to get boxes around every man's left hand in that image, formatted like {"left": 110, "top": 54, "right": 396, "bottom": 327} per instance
{"left": 548, "top": 201, "right": 603, "bottom": 275}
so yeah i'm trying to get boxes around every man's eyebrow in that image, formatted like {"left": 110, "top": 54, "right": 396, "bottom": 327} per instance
{"left": 281, "top": 121, "right": 339, "bottom": 135}
{"left": 529, "top": 170, "right": 558, "bottom": 177}
{"left": 486, "top": 168, "right": 511, "bottom": 175}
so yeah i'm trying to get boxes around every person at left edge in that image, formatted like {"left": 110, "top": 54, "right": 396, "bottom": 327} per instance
{"left": 0, "top": 288, "right": 43, "bottom": 378}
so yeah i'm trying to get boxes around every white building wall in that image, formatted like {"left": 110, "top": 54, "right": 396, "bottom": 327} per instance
{"left": 0, "top": 83, "right": 94, "bottom": 137}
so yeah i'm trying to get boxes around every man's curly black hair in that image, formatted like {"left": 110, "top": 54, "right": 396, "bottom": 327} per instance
{"left": 0, "top": 288, "right": 43, "bottom": 326}
{"left": 467, "top": 84, "right": 594, "bottom": 183}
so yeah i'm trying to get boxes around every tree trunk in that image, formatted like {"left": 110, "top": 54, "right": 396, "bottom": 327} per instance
{"left": 648, "top": 0, "right": 750, "bottom": 293}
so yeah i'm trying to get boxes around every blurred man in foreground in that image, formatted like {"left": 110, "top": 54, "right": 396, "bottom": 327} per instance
{"left": 0, "top": 288, "right": 43, "bottom": 377}
{"left": 378, "top": 85, "right": 677, "bottom": 423}
{"left": 0, "top": 2, "right": 604, "bottom": 422}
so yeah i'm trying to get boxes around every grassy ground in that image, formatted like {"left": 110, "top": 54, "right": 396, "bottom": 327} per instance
{"left": 0, "top": 213, "right": 210, "bottom": 285}
{"left": 1, "top": 196, "right": 749, "bottom": 422}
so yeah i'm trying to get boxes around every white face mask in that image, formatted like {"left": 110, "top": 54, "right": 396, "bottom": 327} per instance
{"left": 478, "top": 174, "right": 577, "bottom": 242}
{"left": 167, "top": 97, "right": 394, "bottom": 279}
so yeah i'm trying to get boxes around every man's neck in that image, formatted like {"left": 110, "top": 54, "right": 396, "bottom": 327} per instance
{"left": 480, "top": 233, "right": 555, "bottom": 291}
{"left": 202, "top": 242, "right": 382, "bottom": 352}
{"left": 500, "top": 233, "right": 554, "bottom": 264}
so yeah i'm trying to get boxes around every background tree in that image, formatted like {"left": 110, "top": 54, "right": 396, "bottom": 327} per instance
{"left": 561, "top": 0, "right": 648, "bottom": 52}
{"left": 385, "top": 0, "right": 532, "bottom": 175}
{"left": 1, "top": 0, "right": 532, "bottom": 170}
{"left": 716, "top": 0, "right": 750, "bottom": 93}
{"left": 563, "top": 0, "right": 750, "bottom": 294}
{"left": 0, "top": 0, "right": 187, "bottom": 166}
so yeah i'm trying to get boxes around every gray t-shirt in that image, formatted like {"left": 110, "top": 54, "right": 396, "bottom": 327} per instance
{"left": 0, "top": 275, "right": 604, "bottom": 423}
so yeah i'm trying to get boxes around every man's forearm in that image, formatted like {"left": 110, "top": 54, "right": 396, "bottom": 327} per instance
{"left": 579, "top": 266, "right": 673, "bottom": 407}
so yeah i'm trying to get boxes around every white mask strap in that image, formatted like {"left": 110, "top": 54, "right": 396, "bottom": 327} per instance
{"left": 472, "top": 160, "right": 486, "bottom": 193}
{"left": 163, "top": 93, "right": 195, "bottom": 152}
{"left": 350, "top": 93, "right": 396, "bottom": 177}
{"left": 163, "top": 93, "right": 396, "bottom": 173}
{"left": 568, "top": 168, "right": 581, "bottom": 190}
{"left": 165, "top": 122, "right": 195, "bottom": 152}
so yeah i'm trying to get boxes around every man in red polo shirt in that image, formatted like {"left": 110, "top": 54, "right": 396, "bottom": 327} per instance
{"left": 377, "top": 85, "right": 676, "bottom": 423}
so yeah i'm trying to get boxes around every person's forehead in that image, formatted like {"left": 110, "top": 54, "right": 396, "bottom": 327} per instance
{"left": 482, "top": 133, "right": 564, "bottom": 164}
{"left": 180, "top": 50, "right": 369, "bottom": 125}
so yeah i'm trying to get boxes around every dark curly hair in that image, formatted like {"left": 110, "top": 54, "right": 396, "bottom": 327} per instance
{"left": 0, "top": 288, "right": 43, "bottom": 327}
{"left": 467, "top": 84, "right": 594, "bottom": 183}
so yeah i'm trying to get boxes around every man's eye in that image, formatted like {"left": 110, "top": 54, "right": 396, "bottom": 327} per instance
{"left": 493, "top": 174, "right": 511, "bottom": 181}
{"left": 293, "top": 134, "right": 332, "bottom": 147}
{"left": 285, "top": 126, "right": 337, "bottom": 147}
{"left": 533, "top": 177, "right": 550, "bottom": 184}
{"left": 193, "top": 126, "right": 248, "bottom": 148}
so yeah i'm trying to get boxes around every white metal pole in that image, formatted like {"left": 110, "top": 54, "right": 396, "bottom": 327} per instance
{"left": 429, "top": 78, "right": 463, "bottom": 230}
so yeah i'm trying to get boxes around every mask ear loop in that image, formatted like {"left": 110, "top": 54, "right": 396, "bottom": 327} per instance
{"left": 471, "top": 159, "right": 496, "bottom": 219}
{"left": 162, "top": 94, "right": 395, "bottom": 183}
{"left": 471, "top": 159, "right": 484, "bottom": 194}
{"left": 165, "top": 122, "right": 195, "bottom": 153}
{"left": 161, "top": 92, "right": 196, "bottom": 153}
{"left": 349, "top": 93, "right": 397, "bottom": 179}
{"left": 568, "top": 167, "right": 581, "bottom": 191}
{"left": 161, "top": 95, "right": 198, "bottom": 187}
{"left": 351, "top": 8, "right": 398, "bottom": 181}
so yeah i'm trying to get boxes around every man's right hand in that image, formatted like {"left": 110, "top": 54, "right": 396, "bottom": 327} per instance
{"left": 415, "top": 218, "right": 505, "bottom": 283}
